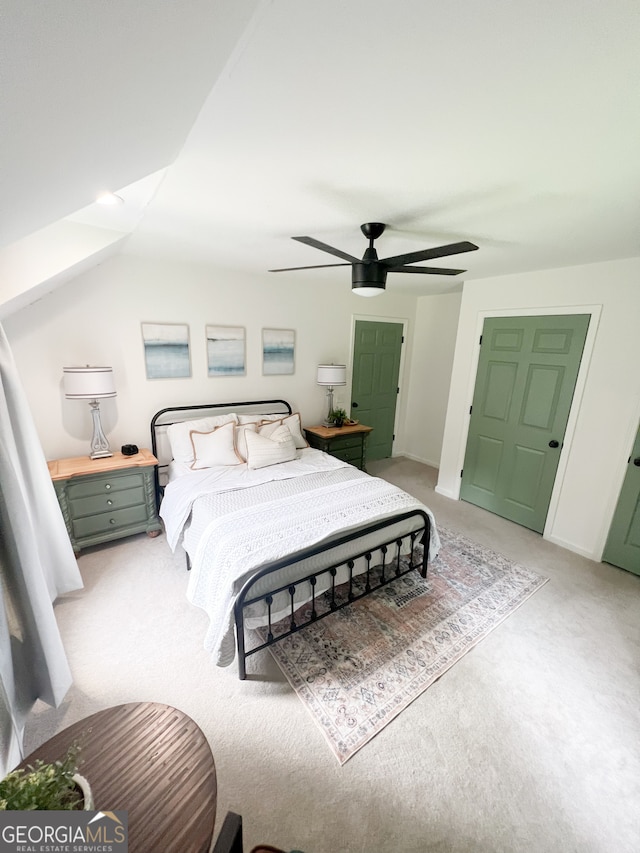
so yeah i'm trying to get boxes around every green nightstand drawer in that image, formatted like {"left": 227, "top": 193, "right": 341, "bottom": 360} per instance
{"left": 331, "top": 446, "right": 364, "bottom": 464}
{"left": 328, "top": 435, "right": 363, "bottom": 451}
{"left": 72, "top": 503, "right": 149, "bottom": 539}
{"left": 67, "top": 471, "right": 145, "bottom": 500}
{"left": 69, "top": 485, "right": 145, "bottom": 518}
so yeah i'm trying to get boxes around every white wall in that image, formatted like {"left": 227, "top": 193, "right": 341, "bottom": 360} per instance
{"left": 438, "top": 257, "right": 640, "bottom": 561}
{"left": 404, "top": 292, "right": 462, "bottom": 467}
{"left": 2, "top": 252, "right": 419, "bottom": 461}
{"left": 4, "top": 251, "right": 639, "bottom": 564}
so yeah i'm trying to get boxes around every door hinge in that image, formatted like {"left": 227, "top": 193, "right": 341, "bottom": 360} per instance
{"left": 469, "top": 405, "right": 473, "bottom": 414}
{"left": 479, "top": 334, "right": 483, "bottom": 345}
{"left": 393, "top": 433, "right": 396, "bottom": 440}
{"left": 460, "top": 469, "right": 464, "bottom": 478}
{"left": 397, "top": 387, "right": 400, "bottom": 394}
{"left": 401, "top": 335, "right": 405, "bottom": 344}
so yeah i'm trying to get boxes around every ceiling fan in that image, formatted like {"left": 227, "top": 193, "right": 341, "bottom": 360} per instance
{"left": 269, "top": 222, "right": 479, "bottom": 296}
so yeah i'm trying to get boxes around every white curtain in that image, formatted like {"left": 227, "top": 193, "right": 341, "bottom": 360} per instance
{"left": 0, "top": 323, "right": 83, "bottom": 773}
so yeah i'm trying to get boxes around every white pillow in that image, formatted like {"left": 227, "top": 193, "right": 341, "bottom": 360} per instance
{"left": 190, "top": 421, "right": 242, "bottom": 469}
{"left": 237, "top": 412, "right": 284, "bottom": 425}
{"left": 245, "top": 424, "right": 297, "bottom": 469}
{"left": 258, "top": 413, "right": 308, "bottom": 449}
{"left": 167, "top": 413, "right": 238, "bottom": 465}
{"left": 282, "top": 413, "right": 308, "bottom": 449}
{"left": 234, "top": 422, "right": 258, "bottom": 462}
{"left": 257, "top": 420, "right": 283, "bottom": 438}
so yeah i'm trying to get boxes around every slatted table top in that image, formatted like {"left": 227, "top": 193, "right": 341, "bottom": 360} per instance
{"left": 18, "top": 702, "right": 217, "bottom": 853}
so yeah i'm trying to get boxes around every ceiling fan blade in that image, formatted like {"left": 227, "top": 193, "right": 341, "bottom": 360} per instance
{"left": 386, "top": 265, "right": 466, "bottom": 276}
{"left": 381, "top": 240, "right": 479, "bottom": 267}
{"left": 269, "top": 262, "right": 352, "bottom": 272}
{"left": 292, "top": 235, "right": 360, "bottom": 263}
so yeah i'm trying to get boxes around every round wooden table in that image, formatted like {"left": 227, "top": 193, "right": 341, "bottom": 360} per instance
{"left": 18, "top": 702, "right": 217, "bottom": 853}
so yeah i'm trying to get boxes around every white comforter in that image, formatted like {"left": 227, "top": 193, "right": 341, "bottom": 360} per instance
{"left": 160, "top": 449, "right": 440, "bottom": 666}
{"left": 161, "top": 448, "right": 350, "bottom": 550}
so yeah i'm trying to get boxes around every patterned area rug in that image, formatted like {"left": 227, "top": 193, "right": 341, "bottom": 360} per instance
{"left": 260, "top": 526, "right": 548, "bottom": 764}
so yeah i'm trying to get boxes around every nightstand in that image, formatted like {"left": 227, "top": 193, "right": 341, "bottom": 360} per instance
{"left": 48, "top": 449, "right": 162, "bottom": 553}
{"left": 304, "top": 423, "right": 373, "bottom": 471}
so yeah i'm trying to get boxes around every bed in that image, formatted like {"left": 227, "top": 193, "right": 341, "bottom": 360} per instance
{"left": 151, "top": 399, "right": 440, "bottom": 679}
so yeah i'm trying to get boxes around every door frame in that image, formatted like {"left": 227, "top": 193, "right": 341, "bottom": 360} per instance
{"left": 603, "top": 407, "right": 640, "bottom": 564}
{"left": 450, "top": 304, "right": 602, "bottom": 543}
{"left": 349, "top": 313, "right": 409, "bottom": 458}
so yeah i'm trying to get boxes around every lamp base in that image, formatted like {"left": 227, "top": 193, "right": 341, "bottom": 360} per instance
{"left": 89, "top": 400, "right": 112, "bottom": 459}
{"left": 322, "top": 387, "right": 335, "bottom": 427}
{"left": 90, "top": 449, "right": 113, "bottom": 460}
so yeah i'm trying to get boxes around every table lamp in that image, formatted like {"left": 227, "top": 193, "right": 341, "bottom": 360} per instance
{"left": 316, "top": 364, "right": 347, "bottom": 426}
{"left": 63, "top": 366, "right": 116, "bottom": 459}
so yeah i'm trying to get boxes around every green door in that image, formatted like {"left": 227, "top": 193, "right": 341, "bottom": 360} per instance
{"left": 460, "top": 314, "right": 590, "bottom": 533}
{"left": 602, "top": 424, "right": 640, "bottom": 575}
{"left": 351, "top": 320, "right": 403, "bottom": 460}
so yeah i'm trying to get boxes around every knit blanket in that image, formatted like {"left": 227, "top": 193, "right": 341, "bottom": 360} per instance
{"left": 182, "top": 471, "right": 439, "bottom": 666}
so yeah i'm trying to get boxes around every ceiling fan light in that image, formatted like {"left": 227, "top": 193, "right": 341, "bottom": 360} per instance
{"left": 352, "top": 284, "right": 385, "bottom": 297}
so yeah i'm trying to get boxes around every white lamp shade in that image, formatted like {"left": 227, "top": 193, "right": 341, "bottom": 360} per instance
{"left": 63, "top": 366, "right": 116, "bottom": 399}
{"left": 317, "top": 364, "right": 347, "bottom": 386}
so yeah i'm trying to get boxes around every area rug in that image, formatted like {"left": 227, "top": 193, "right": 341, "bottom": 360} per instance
{"left": 259, "top": 526, "right": 548, "bottom": 764}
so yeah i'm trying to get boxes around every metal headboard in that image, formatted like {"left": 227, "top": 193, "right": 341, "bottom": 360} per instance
{"left": 150, "top": 399, "right": 293, "bottom": 509}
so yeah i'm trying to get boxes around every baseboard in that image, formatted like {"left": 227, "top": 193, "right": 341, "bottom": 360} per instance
{"left": 435, "top": 485, "right": 458, "bottom": 500}
{"left": 544, "top": 533, "right": 599, "bottom": 562}
{"left": 396, "top": 451, "right": 440, "bottom": 468}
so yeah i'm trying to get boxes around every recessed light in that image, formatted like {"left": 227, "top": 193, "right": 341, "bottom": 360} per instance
{"left": 96, "top": 192, "right": 124, "bottom": 206}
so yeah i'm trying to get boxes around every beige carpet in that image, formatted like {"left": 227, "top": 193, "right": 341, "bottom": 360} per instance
{"left": 263, "top": 528, "right": 548, "bottom": 763}
{"left": 22, "top": 458, "right": 640, "bottom": 853}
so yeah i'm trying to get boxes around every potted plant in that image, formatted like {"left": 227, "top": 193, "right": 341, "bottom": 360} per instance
{"left": 329, "top": 407, "right": 347, "bottom": 427}
{"left": 0, "top": 744, "right": 93, "bottom": 811}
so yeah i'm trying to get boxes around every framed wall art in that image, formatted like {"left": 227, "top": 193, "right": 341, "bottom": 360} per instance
{"left": 206, "top": 325, "right": 246, "bottom": 376}
{"left": 141, "top": 322, "right": 191, "bottom": 379}
{"left": 262, "top": 328, "right": 295, "bottom": 375}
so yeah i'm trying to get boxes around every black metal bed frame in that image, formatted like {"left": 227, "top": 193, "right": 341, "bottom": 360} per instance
{"left": 150, "top": 399, "right": 432, "bottom": 680}
{"left": 234, "top": 508, "right": 430, "bottom": 679}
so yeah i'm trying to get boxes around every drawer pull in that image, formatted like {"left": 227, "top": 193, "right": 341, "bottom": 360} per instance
{"left": 109, "top": 518, "right": 116, "bottom": 525}
{"left": 107, "top": 499, "right": 113, "bottom": 506}
{"left": 105, "top": 483, "right": 111, "bottom": 490}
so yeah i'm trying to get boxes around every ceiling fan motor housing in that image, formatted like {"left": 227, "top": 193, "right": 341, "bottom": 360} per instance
{"left": 351, "top": 261, "right": 387, "bottom": 292}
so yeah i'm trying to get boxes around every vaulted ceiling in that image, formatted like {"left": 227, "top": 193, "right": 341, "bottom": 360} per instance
{"left": 2, "top": 0, "right": 639, "bottom": 310}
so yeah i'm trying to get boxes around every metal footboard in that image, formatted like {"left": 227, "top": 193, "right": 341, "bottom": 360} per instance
{"left": 233, "top": 508, "right": 431, "bottom": 679}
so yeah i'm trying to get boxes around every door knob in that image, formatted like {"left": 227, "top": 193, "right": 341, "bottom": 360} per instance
{"left": 549, "top": 440, "right": 559, "bottom": 448}
{"left": 634, "top": 457, "right": 640, "bottom": 467}
{"left": 352, "top": 402, "right": 359, "bottom": 408}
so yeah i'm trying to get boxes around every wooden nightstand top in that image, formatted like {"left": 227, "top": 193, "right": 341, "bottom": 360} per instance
{"left": 304, "top": 423, "right": 373, "bottom": 440}
{"left": 47, "top": 448, "right": 158, "bottom": 481}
